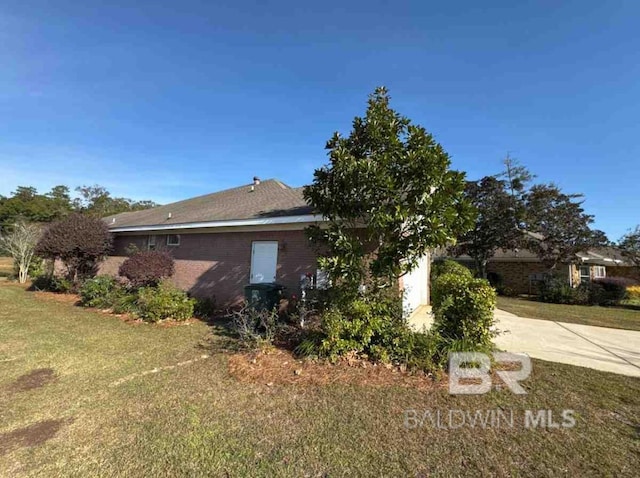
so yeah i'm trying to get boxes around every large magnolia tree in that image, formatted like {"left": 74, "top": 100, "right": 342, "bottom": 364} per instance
{"left": 304, "top": 87, "right": 474, "bottom": 290}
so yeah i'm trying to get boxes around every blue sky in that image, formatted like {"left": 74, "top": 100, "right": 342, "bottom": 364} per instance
{"left": 1, "top": 1, "right": 638, "bottom": 239}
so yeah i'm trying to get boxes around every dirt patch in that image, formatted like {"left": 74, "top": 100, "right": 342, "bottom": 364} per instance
{"left": 228, "top": 349, "right": 445, "bottom": 390}
{"left": 8, "top": 368, "right": 56, "bottom": 393}
{"left": 0, "top": 419, "right": 69, "bottom": 456}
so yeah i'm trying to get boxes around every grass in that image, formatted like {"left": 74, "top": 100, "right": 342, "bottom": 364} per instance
{"left": 0, "top": 285, "right": 639, "bottom": 476}
{"left": 498, "top": 296, "right": 640, "bottom": 331}
{"left": 0, "top": 256, "right": 13, "bottom": 278}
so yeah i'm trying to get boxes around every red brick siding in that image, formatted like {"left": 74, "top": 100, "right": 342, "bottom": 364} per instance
{"left": 605, "top": 266, "right": 640, "bottom": 282}
{"left": 485, "top": 262, "right": 570, "bottom": 295}
{"left": 104, "top": 230, "right": 318, "bottom": 308}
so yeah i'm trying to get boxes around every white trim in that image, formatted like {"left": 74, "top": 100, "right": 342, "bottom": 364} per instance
{"left": 108, "top": 214, "right": 325, "bottom": 233}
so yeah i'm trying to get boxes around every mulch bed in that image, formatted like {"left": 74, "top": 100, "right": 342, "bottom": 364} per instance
{"left": 228, "top": 349, "right": 444, "bottom": 390}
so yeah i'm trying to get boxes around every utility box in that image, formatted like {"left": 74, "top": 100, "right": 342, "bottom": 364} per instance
{"left": 244, "top": 283, "right": 285, "bottom": 310}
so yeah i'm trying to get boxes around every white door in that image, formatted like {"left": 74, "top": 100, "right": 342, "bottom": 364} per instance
{"left": 250, "top": 241, "right": 278, "bottom": 283}
{"left": 402, "top": 254, "right": 430, "bottom": 315}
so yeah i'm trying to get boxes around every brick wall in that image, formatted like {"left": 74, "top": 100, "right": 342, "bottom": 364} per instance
{"left": 103, "top": 230, "right": 318, "bottom": 308}
{"left": 605, "top": 265, "right": 640, "bottom": 282}
{"left": 485, "top": 262, "right": 570, "bottom": 295}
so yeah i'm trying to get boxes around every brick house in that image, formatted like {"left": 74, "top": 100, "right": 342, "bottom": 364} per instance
{"left": 103, "top": 178, "right": 430, "bottom": 312}
{"left": 453, "top": 247, "right": 630, "bottom": 295}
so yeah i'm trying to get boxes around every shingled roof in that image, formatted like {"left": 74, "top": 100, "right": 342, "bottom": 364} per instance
{"left": 105, "top": 179, "right": 314, "bottom": 229}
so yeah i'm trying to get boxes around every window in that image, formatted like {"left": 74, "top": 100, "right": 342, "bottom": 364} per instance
{"left": 166, "top": 234, "right": 180, "bottom": 246}
{"left": 594, "top": 266, "right": 606, "bottom": 279}
{"left": 148, "top": 235, "right": 156, "bottom": 250}
{"left": 579, "top": 265, "right": 590, "bottom": 283}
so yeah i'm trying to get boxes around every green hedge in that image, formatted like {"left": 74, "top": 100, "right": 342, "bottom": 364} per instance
{"left": 137, "top": 281, "right": 196, "bottom": 322}
{"left": 431, "top": 272, "right": 497, "bottom": 351}
{"left": 430, "top": 259, "right": 473, "bottom": 282}
{"left": 79, "top": 276, "right": 121, "bottom": 309}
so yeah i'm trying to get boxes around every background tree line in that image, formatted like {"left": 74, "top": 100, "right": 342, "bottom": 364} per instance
{"left": 0, "top": 184, "right": 158, "bottom": 227}
{"left": 452, "top": 156, "right": 615, "bottom": 278}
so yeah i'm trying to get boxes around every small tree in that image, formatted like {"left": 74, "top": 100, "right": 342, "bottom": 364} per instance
{"left": 524, "top": 184, "right": 608, "bottom": 269}
{"left": 118, "top": 249, "right": 175, "bottom": 287}
{"left": 35, "top": 213, "right": 112, "bottom": 282}
{"left": 304, "top": 87, "right": 474, "bottom": 290}
{"left": 619, "top": 226, "right": 640, "bottom": 267}
{"left": 0, "top": 221, "right": 41, "bottom": 283}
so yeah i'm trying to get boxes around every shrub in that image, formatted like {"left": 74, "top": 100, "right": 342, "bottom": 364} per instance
{"left": 35, "top": 214, "right": 112, "bottom": 282}
{"left": 538, "top": 276, "right": 580, "bottom": 304}
{"left": 627, "top": 285, "right": 640, "bottom": 302}
{"left": 318, "top": 305, "right": 385, "bottom": 359}
{"left": 136, "top": 281, "right": 195, "bottom": 322}
{"left": 118, "top": 250, "right": 175, "bottom": 288}
{"left": 192, "top": 296, "right": 217, "bottom": 319}
{"left": 430, "top": 259, "right": 473, "bottom": 282}
{"left": 594, "top": 277, "right": 636, "bottom": 305}
{"left": 111, "top": 291, "right": 140, "bottom": 315}
{"left": 231, "top": 304, "right": 280, "bottom": 349}
{"left": 431, "top": 273, "right": 497, "bottom": 351}
{"left": 30, "top": 274, "right": 74, "bottom": 293}
{"left": 79, "top": 275, "right": 120, "bottom": 308}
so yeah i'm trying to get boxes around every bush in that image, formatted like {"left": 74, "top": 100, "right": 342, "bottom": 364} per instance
{"left": 118, "top": 250, "right": 175, "bottom": 288}
{"left": 231, "top": 304, "right": 280, "bottom": 349}
{"left": 538, "top": 275, "right": 636, "bottom": 306}
{"left": 431, "top": 273, "right": 497, "bottom": 351}
{"left": 136, "top": 281, "right": 195, "bottom": 322}
{"left": 192, "top": 296, "right": 216, "bottom": 319}
{"left": 538, "top": 276, "right": 579, "bottom": 304}
{"left": 313, "top": 288, "right": 419, "bottom": 362}
{"left": 79, "top": 275, "right": 120, "bottom": 308}
{"left": 430, "top": 259, "right": 473, "bottom": 282}
{"left": 111, "top": 291, "right": 140, "bottom": 315}
{"left": 627, "top": 285, "right": 640, "bottom": 302}
{"left": 594, "top": 277, "right": 636, "bottom": 305}
{"left": 29, "top": 274, "right": 74, "bottom": 293}
{"left": 35, "top": 214, "right": 112, "bottom": 283}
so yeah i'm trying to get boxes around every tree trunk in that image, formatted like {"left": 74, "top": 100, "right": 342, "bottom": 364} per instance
{"left": 18, "top": 264, "right": 28, "bottom": 284}
{"left": 475, "top": 258, "right": 488, "bottom": 279}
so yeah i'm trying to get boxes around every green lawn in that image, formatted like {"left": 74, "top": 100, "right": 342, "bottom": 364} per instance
{"left": 0, "top": 257, "right": 12, "bottom": 277}
{"left": 498, "top": 296, "right": 640, "bottom": 331}
{"left": 1, "top": 285, "right": 639, "bottom": 476}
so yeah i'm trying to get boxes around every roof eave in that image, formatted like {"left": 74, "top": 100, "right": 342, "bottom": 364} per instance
{"left": 108, "top": 214, "right": 326, "bottom": 233}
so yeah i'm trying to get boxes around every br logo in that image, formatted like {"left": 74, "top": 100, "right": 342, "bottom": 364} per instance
{"left": 449, "top": 352, "right": 532, "bottom": 395}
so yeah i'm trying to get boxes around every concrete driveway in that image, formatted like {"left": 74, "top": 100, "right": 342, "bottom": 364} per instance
{"left": 494, "top": 309, "right": 640, "bottom": 377}
{"left": 409, "top": 306, "right": 640, "bottom": 377}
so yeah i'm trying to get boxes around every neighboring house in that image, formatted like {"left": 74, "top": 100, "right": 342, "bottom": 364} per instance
{"left": 103, "top": 178, "right": 430, "bottom": 313}
{"left": 453, "top": 247, "right": 631, "bottom": 295}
